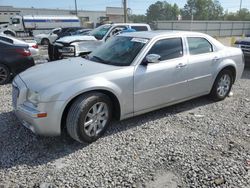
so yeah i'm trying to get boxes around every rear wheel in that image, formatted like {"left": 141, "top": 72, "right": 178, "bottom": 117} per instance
{"left": 210, "top": 69, "right": 233, "bottom": 101}
{"left": 41, "top": 38, "right": 49, "bottom": 45}
{"left": 0, "top": 64, "right": 11, "bottom": 85}
{"left": 66, "top": 93, "right": 112, "bottom": 143}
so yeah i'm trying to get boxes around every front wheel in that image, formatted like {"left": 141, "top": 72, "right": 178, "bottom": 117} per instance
{"left": 41, "top": 38, "right": 49, "bottom": 45}
{"left": 210, "top": 69, "right": 233, "bottom": 101}
{"left": 0, "top": 64, "right": 11, "bottom": 85}
{"left": 66, "top": 93, "right": 112, "bottom": 143}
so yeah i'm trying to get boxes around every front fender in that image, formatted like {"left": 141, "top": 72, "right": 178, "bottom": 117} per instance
{"left": 41, "top": 77, "right": 122, "bottom": 103}
{"left": 40, "top": 77, "right": 123, "bottom": 120}
{"left": 61, "top": 78, "right": 122, "bottom": 103}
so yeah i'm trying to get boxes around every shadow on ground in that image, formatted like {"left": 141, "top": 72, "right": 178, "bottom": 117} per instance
{"left": 242, "top": 67, "right": 250, "bottom": 79}
{"left": 0, "top": 95, "right": 213, "bottom": 169}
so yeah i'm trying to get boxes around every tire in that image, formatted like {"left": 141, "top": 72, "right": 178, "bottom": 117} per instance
{"left": 209, "top": 69, "right": 233, "bottom": 101}
{"left": 66, "top": 92, "right": 113, "bottom": 143}
{"left": 41, "top": 38, "right": 49, "bottom": 45}
{"left": 0, "top": 64, "right": 11, "bottom": 85}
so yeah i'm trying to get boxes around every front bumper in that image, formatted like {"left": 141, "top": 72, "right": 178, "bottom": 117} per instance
{"left": 58, "top": 46, "right": 75, "bottom": 57}
{"left": 12, "top": 76, "right": 65, "bottom": 136}
{"left": 14, "top": 101, "right": 64, "bottom": 136}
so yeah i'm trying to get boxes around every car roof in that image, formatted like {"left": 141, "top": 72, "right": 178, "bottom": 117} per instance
{"left": 105, "top": 23, "right": 150, "bottom": 27}
{"left": 119, "top": 30, "right": 209, "bottom": 39}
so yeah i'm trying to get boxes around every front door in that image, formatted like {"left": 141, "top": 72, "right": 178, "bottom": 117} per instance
{"left": 134, "top": 37, "right": 189, "bottom": 113}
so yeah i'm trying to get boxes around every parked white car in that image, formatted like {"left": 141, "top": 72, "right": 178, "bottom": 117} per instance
{"left": 34, "top": 28, "right": 61, "bottom": 45}
{"left": 49, "top": 23, "right": 151, "bottom": 60}
{"left": 13, "top": 31, "right": 244, "bottom": 143}
{"left": 0, "top": 34, "right": 39, "bottom": 57}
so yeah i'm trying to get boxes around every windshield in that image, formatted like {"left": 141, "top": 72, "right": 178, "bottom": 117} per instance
{"left": 89, "top": 25, "right": 111, "bottom": 40}
{"left": 88, "top": 36, "right": 149, "bottom": 66}
{"left": 12, "top": 18, "right": 20, "bottom": 24}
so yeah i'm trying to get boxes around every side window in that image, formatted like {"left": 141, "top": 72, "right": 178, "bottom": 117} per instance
{"left": 110, "top": 26, "right": 127, "bottom": 36}
{"left": 131, "top": 26, "right": 148, "bottom": 31}
{"left": 52, "top": 29, "right": 61, "bottom": 34}
{"left": 147, "top": 38, "right": 183, "bottom": 61}
{"left": 0, "top": 36, "right": 13, "bottom": 44}
{"left": 187, "top": 37, "right": 213, "bottom": 55}
{"left": 12, "top": 18, "right": 20, "bottom": 24}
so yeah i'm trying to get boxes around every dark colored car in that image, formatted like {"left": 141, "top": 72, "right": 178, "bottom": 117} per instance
{"left": 0, "top": 40, "right": 35, "bottom": 85}
{"left": 235, "top": 38, "right": 250, "bottom": 66}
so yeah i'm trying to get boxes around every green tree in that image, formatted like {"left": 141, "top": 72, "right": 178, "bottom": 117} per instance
{"left": 224, "top": 8, "right": 250, "bottom": 21}
{"left": 146, "top": 1, "right": 180, "bottom": 22}
{"left": 128, "top": 14, "right": 147, "bottom": 23}
{"left": 181, "top": 0, "right": 223, "bottom": 20}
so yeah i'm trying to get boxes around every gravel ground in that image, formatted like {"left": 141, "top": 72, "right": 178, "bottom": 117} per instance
{"left": 0, "top": 68, "right": 250, "bottom": 188}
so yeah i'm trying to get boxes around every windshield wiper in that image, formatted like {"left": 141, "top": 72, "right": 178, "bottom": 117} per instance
{"left": 82, "top": 54, "right": 89, "bottom": 59}
{"left": 91, "top": 56, "right": 110, "bottom": 64}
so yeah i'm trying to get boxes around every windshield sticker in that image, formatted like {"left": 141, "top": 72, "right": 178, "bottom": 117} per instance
{"left": 131, "top": 38, "right": 148, "bottom": 44}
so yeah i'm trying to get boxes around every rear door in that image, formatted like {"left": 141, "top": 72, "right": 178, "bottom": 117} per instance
{"left": 186, "top": 37, "right": 220, "bottom": 96}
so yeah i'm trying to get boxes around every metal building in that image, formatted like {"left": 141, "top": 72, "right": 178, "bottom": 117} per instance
{"left": 0, "top": 6, "right": 124, "bottom": 27}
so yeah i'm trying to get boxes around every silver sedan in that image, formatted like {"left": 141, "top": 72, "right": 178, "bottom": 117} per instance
{"left": 12, "top": 31, "right": 244, "bottom": 143}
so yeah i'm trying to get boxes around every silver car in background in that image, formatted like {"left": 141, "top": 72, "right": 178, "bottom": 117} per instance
{"left": 12, "top": 31, "right": 244, "bottom": 143}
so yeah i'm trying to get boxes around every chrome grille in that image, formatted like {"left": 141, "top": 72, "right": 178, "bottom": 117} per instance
{"left": 240, "top": 45, "right": 250, "bottom": 55}
{"left": 12, "top": 85, "right": 19, "bottom": 109}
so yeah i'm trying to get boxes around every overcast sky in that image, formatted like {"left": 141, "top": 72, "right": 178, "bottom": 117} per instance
{"left": 0, "top": 0, "right": 249, "bottom": 14}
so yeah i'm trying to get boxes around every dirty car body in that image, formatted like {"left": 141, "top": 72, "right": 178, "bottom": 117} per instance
{"left": 13, "top": 31, "right": 244, "bottom": 142}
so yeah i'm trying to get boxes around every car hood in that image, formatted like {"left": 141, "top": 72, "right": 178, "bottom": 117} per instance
{"left": 35, "top": 34, "right": 49, "bottom": 38}
{"left": 74, "top": 40, "right": 103, "bottom": 53}
{"left": 56, "top": 35, "right": 97, "bottom": 44}
{"left": 19, "top": 57, "right": 121, "bottom": 92}
{"left": 235, "top": 37, "right": 250, "bottom": 45}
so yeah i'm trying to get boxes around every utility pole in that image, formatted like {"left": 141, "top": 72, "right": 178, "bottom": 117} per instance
{"left": 123, "top": 0, "right": 127, "bottom": 23}
{"left": 240, "top": 0, "right": 242, "bottom": 11}
{"left": 75, "top": 0, "right": 78, "bottom": 16}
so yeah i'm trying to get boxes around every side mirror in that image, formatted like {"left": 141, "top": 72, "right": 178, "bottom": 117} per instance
{"left": 143, "top": 54, "right": 161, "bottom": 65}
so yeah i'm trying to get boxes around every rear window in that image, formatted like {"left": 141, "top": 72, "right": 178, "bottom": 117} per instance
{"left": 0, "top": 36, "right": 13, "bottom": 44}
{"left": 187, "top": 37, "right": 213, "bottom": 55}
{"left": 131, "top": 26, "right": 148, "bottom": 31}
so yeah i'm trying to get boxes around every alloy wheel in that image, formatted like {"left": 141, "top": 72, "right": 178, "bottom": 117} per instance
{"left": 217, "top": 74, "right": 231, "bottom": 97}
{"left": 83, "top": 102, "right": 109, "bottom": 137}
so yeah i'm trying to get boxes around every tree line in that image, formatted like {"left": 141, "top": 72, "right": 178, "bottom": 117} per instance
{"left": 129, "top": 0, "right": 250, "bottom": 23}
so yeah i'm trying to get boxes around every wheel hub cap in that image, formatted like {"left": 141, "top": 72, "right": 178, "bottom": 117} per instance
{"left": 217, "top": 74, "right": 231, "bottom": 97}
{"left": 83, "top": 102, "right": 109, "bottom": 137}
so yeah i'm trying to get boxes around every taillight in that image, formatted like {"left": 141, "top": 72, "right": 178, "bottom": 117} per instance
{"left": 32, "top": 44, "right": 38, "bottom": 49}
{"left": 15, "top": 48, "right": 31, "bottom": 57}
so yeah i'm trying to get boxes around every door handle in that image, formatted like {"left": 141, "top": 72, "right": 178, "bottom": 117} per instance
{"left": 213, "top": 56, "right": 220, "bottom": 62}
{"left": 176, "top": 63, "right": 187, "bottom": 68}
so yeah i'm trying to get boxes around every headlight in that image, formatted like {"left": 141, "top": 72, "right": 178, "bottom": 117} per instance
{"left": 27, "top": 89, "right": 40, "bottom": 105}
{"left": 62, "top": 46, "right": 75, "bottom": 52}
